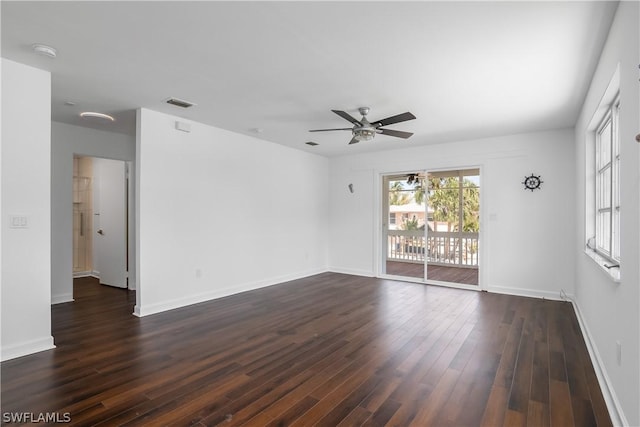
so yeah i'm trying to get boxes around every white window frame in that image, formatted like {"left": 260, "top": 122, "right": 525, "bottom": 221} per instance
{"left": 593, "top": 95, "right": 620, "bottom": 263}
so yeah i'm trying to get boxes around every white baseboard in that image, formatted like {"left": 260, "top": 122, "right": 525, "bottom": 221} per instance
{"left": 51, "top": 293, "right": 74, "bottom": 305}
{"left": 486, "top": 285, "right": 565, "bottom": 301}
{"left": 72, "top": 271, "right": 100, "bottom": 279}
{"left": 1, "top": 336, "right": 55, "bottom": 362}
{"left": 570, "top": 299, "right": 627, "bottom": 427}
{"left": 73, "top": 271, "right": 91, "bottom": 278}
{"left": 133, "top": 267, "right": 327, "bottom": 317}
{"left": 327, "top": 267, "right": 375, "bottom": 277}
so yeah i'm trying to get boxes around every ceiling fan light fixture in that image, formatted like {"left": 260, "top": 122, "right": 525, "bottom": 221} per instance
{"left": 354, "top": 128, "right": 376, "bottom": 142}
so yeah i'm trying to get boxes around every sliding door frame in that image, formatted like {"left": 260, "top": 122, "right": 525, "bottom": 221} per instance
{"left": 376, "top": 165, "right": 485, "bottom": 292}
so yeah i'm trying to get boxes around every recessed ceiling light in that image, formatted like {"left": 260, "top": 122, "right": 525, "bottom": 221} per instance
{"left": 31, "top": 43, "right": 57, "bottom": 58}
{"left": 250, "top": 128, "right": 264, "bottom": 134}
{"left": 305, "top": 141, "right": 319, "bottom": 146}
{"left": 64, "top": 101, "right": 76, "bottom": 106}
{"left": 80, "top": 112, "right": 115, "bottom": 121}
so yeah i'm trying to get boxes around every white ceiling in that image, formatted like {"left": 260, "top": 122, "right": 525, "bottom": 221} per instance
{"left": 1, "top": 1, "right": 617, "bottom": 157}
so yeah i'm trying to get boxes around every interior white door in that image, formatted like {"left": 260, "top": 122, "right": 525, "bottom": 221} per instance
{"left": 93, "top": 158, "right": 127, "bottom": 288}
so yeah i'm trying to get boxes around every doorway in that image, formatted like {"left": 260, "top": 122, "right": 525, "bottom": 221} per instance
{"left": 72, "top": 156, "right": 129, "bottom": 289}
{"left": 382, "top": 168, "right": 480, "bottom": 286}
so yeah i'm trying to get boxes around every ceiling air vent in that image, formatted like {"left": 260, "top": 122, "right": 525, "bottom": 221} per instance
{"left": 305, "top": 141, "right": 319, "bottom": 146}
{"left": 165, "top": 97, "right": 195, "bottom": 108}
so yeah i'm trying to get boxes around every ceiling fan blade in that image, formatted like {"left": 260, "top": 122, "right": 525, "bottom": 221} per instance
{"left": 380, "top": 128, "right": 414, "bottom": 139}
{"left": 309, "top": 128, "right": 353, "bottom": 132}
{"left": 371, "top": 112, "right": 416, "bottom": 127}
{"left": 348, "top": 137, "right": 359, "bottom": 145}
{"left": 332, "top": 110, "right": 363, "bottom": 126}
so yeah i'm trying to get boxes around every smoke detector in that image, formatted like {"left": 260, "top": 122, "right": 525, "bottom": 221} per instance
{"left": 31, "top": 44, "right": 57, "bottom": 58}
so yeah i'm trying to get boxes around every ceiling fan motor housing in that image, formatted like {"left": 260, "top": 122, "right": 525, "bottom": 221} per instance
{"left": 354, "top": 108, "right": 376, "bottom": 141}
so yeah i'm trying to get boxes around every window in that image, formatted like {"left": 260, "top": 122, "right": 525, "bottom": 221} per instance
{"left": 389, "top": 213, "right": 396, "bottom": 225}
{"left": 594, "top": 96, "right": 620, "bottom": 262}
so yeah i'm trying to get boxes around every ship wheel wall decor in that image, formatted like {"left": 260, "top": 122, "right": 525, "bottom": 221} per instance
{"left": 522, "top": 174, "right": 543, "bottom": 192}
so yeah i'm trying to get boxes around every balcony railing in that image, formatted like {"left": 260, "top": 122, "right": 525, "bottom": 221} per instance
{"left": 387, "top": 230, "right": 479, "bottom": 267}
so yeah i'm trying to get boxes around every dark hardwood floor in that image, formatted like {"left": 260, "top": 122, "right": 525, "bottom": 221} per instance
{"left": 386, "top": 261, "right": 479, "bottom": 285}
{"left": 1, "top": 274, "right": 610, "bottom": 426}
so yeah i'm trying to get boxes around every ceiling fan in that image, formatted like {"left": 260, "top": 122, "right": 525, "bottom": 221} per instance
{"left": 309, "top": 107, "right": 416, "bottom": 145}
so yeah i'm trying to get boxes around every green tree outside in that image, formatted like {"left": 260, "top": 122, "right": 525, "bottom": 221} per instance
{"left": 389, "top": 181, "right": 411, "bottom": 205}
{"left": 428, "top": 176, "right": 479, "bottom": 232}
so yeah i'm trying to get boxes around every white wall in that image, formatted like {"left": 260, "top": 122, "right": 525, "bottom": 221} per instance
{"left": 51, "top": 122, "right": 135, "bottom": 303}
{"left": 328, "top": 127, "right": 576, "bottom": 300}
{"left": 1, "top": 59, "right": 54, "bottom": 361}
{"left": 573, "top": 2, "right": 639, "bottom": 425}
{"left": 135, "top": 108, "right": 328, "bottom": 316}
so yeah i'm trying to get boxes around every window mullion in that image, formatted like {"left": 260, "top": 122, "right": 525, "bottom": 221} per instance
{"left": 608, "top": 144, "right": 614, "bottom": 256}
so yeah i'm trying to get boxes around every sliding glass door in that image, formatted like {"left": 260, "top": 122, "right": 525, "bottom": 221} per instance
{"left": 382, "top": 168, "right": 480, "bottom": 286}
{"left": 383, "top": 173, "right": 427, "bottom": 280}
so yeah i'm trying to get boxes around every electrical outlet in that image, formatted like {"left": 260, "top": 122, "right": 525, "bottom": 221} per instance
{"left": 9, "top": 215, "right": 28, "bottom": 228}
{"left": 195, "top": 269, "right": 202, "bottom": 279}
{"left": 616, "top": 341, "right": 622, "bottom": 366}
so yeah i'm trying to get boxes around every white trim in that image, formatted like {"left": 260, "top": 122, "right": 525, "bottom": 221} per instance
{"left": 72, "top": 271, "right": 92, "bottom": 278}
{"left": 51, "top": 293, "right": 74, "bottom": 304}
{"left": 570, "top": 297, "right": 627, "bottom": 427}
{"left": 1, "top": 336, "right": 55, "bottom": 362}
{"left": 583, "top": 249, "right": 621, "bottom": 282}
{"left": 133, "top": 268, "right": 327, "bottom": 317}
{"left": 72, "top": 271, "right": 100, "bottom": 279}
{"left": 486, "top": 285, "right": 565, "bottom": 301}
{"left": 328, "top": 267, "right": 375, "bottom": 277}
{"left": 72, "top": 271, "right": 100, "bottom": 281}
{"left": 477, "top": 164, "right": 486, "bottom": 291}
{"left": 374, "top": 170, "right": 383, "bottom": 281}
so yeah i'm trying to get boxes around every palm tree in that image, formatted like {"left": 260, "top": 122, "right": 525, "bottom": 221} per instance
{"left": 401, "top": 215, "right": 420, "bottom": 230}
{"left": 427, "top": 176, "right": 479, "bottom": 261}
{"left": 428, "top": 177, "right": 460, "bottom": 230}
{"left": 389, "top": 181, "right": 411, "bottom": 205}
{"left": 414, "top": 180, "right": 426, "bottom": 205}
